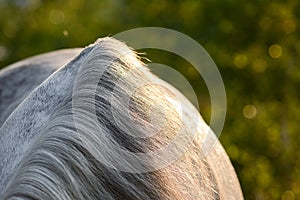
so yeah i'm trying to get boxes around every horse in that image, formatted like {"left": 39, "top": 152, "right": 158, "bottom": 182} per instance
{"left": 0, "top": 37, "right": 243, "bottom": 199}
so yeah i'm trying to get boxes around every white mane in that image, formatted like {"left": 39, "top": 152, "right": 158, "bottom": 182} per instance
{"left": 0, "top": 38, "right": 243, "bottom": 199}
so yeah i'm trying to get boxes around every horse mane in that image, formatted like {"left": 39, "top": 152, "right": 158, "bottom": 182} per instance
{"left": 0, "top": 38, "right": 243, "bottom": 199}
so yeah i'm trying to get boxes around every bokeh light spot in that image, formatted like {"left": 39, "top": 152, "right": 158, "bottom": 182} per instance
{"left": 268, "top": 44, "right": 283, "bottom": 59}
{"left": 281, "top": 190, "right": 295, "bottom": 200}
{"left": 292, "top": 181, "right": 300, "bottom": 194}
{"left": 259, "top": 17, "right": 273, "bottom": 30}
{"left": 282, "top": 19, "right": 296, "bottom": 34}
{"left": 233, "top": 54, "right": 248, "bottom": 68}
{"left": 253, "top": 58, "right": 267, "bottom": 72}
{"left": 243, "top": 105, "right": 257, "bottom": 119}
{"left": 63, "top": 30, "right": 69, "bottom": 36}
{"left": 227, "top": 145, "right": 239, "bottom": 160}
{"left": 49, "top": 9, "right": 65, "bottom": 25}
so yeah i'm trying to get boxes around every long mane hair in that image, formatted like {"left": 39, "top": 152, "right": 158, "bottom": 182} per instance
{"left": 0, "top": 38, "right": 243, "bottom": 199}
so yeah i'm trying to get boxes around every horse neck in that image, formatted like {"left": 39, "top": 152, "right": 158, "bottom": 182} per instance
{"left": 0, "top": 47, "right": 91, "bottom": 192}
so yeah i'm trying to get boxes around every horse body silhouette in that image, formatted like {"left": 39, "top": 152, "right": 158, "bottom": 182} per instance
{"left": 0, "top": 38, "right": 243, "bottom": 199}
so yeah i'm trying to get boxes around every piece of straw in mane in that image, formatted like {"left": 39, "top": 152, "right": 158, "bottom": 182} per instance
{"left": 0, "top": 38, "right": 243, "bottom": 199}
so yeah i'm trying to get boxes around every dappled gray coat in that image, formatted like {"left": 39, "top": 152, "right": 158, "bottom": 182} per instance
{"left": 0, "top": 38, "right": 243, "bottom": 199}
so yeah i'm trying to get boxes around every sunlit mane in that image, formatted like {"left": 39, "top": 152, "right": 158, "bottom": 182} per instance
{"left": 0, "top": 38, "right": 243, "bottom": 200}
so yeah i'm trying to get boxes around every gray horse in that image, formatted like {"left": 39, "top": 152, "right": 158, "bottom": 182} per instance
{"left": 0, "top": 38, "right": 243, "bottom": 199}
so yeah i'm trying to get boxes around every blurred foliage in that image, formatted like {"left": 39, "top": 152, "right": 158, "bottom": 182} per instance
{"left": 1, "top": 0, "right": 300, "bottom": 199}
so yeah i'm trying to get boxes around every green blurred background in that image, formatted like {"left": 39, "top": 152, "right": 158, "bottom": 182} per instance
{"left": 0, "top": 0, "right": 299, "bottom": 199}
